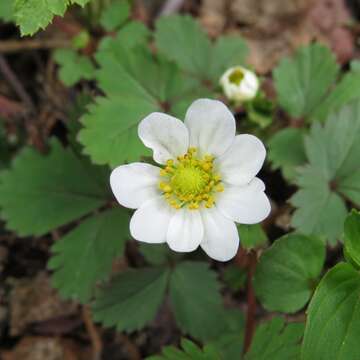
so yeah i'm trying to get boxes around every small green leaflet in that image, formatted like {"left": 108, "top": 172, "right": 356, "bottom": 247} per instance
{"left": 237, "top": 223, "right": 268, "bottom": 249}
{"left": 100, "top": 0, "right": 130, "bottom": 31}
{"left": 254, "top": 233, "right": 325, "bottom": 313}
{"left": 273, "top": 44, "right": 338, "bottom": 120}
{"left": 169, "top": 261, "right": 227, "bottom": 341}
{"left": 54, "top": 49, "right": 95, "bottom": 86}
{"left": 92, "top": 267, "right": 169, "bottom": 332}
{"left": 245, "top": 317, "right": 304, "bottom": 360}
{"left": 78, "top": 43, "right": 209, "bottom": 167}
{"left": 344, "top": 210, "right": 360, "bottom": 269}
{"left": 14, "top": 0, "right": 90, "bottom": 36}
{"left": 268, "top": 128, "right": 307, "bottom": 182}
{"left": 48, "top": 208, "right": 129, "bottom": 303}
{"left": 222, "top": 264, "right": 246, "bottom": 292}
{"left": 302, "top": 263, "right": 360, "bottom": 360}
{"left": 291, "top": 100, "right": 360, "bottom": 243}
{"left": 155, "top": 15, "right": 248, "bottom": 85}
{"left": 147, "top": 338, "right": 220, "bottom": 360}
{"left": 0, "top": 139, "right": 110, "bottom": 236}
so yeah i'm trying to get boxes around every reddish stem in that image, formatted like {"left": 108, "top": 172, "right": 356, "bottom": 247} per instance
{"left": 243, "top": 250, "right": 257, "bottom": 354}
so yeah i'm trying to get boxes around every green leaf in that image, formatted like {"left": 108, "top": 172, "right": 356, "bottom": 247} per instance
{"left": 268, "top": 128, "right": 307, "bottom": 181}
{"left": 155, "top": 15, "right": 211, "bottom": 78}
{"left": 207, "top": 309, "right": 245, "bottom": 360}
{"left": 100, "top": 0, "right": 130, "bottom": 31}
{"left": 302, "top": 262, "right": 360, "bottom": 360}
{"left": 273, "top": 44, "right": 338, "bottom": 119}
{"left": 344, "top": 210, "right": 360, "bottom": 268}
{"left": 139, "top": 243, "right": 183, "bottom": 265}
{"left": 0, "top": 139, "right": 109, "bottom": 236}
{"left": 93, "top": 267, "right": 169, "bottom": 332}
{"left": 48, "top": 208, "right": 129, "bottom": 303}
{"left": 312, "top": 72, "right": 360, "bottom": 122}
{"left": 291, "top": 100, "right": 360, "bottom": 243}
{"left": 98, "top": 21, "right": 150, "bottom": 52}
{"left": 254, "top": 233, "right": 325, "bottom": 313}
{"left": 207, "top": 35, "right": 248, "bottom": 84}
{"left": 0, "top": 0, "right": 14, "bottom": 22}
{"left": 155, "top": 15, "right": 248, "bottom": 84}
{"left": 245, "top": 317, "right": 304, "bottom": 360}
{"left": 79, "top": 44, "right": 209, "bottom": 166}
{"left": 14, "top": 0, "right": 90, "bottom": 36}
{"left": 147, "top": 338, "right": 220, "bottom": 360}
{"left": 169, "top": 261, "right": 227, "bottom": 341}
{"left": 54, "top": 49, "right": 95, "bottom": 86}
{"left": 238, "top": 223, "right": 268, "bottom": 249}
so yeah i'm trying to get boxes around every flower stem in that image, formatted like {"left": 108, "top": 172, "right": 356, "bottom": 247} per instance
{"left": 243, "top": 250, "right": 257, "bottom": 354}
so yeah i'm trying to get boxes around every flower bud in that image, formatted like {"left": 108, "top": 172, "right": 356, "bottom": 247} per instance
{"left": 220, "top": 66, "right": 259, "bottom": 102}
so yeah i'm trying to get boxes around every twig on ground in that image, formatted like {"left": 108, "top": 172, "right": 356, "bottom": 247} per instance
{"left": 0, "top": 39, "right": 70, "bottom": 54}
{"left": 0, "top": 95, "right": 27, "bottom": 119}
{"left": 82, "top": 305, "right": 103, "bottom": 360}
{"left": 158, "top": 0, "right": 185, "bottom": 16}
{"left": 243, "top": 250, "right": 257, "bottom": 354}
{"left": 0, "top": 55, "right": 35, "bottom": 112}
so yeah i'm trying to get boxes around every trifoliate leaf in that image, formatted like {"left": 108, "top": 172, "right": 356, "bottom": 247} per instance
{"left": 245, "top": 317, "right": 304, "bottom": 360}
{"left": 0, "top": 139, "right": 110, "bottom": 236}
{"left": 0, "top": 0, "right": 14, "bottom": 22}
{"left": 79, "top": 44, "right": 209, "bottom": 167}
{"left": 207, "top": 35, "right": 248, "bottom": 84}
{"left": 169, "top": 261, "right": 227, "bottom": 341}
{"left": 139, "top": 243, "right": 183, "bottom": 266}
{"left": 98, "top": 21, "right": 150, "bottom": 52}
{"left": 268, "top": 128, "right": 307, "bottom": 181}
{"left": 344, "top": 210, "right": 360, "bottom": 269}
{"left": 155, "top": 15, "right": 211, "bottom": 78}
{"left": 54, "top": 49, "right": 95, "bottom": 86}
{"left": 273, "top": 44, "right": 338, "bottom": 119}
{"left": 100, "top": 0, "right": 130, "bottom": 31}
{"left": 14, "top": 0, "right": 90, "bottom": 36}
{"left": 207, "top": 309, "right": 245, "bottom": 360}
{"left": 48, "top": 208, "right": 129, "bottom": 303}
{"left": 312, "top": 72, "right": 360, "bottom": 122}
{"left": 291, "top": 100, "right": 360, "bottom": 243}
{"left": 155, "top": 15, "right": 248, "bottom": 85}
{"left": 238, "top": 223, "right": 268, "bottom": 249}
{"left": 147, "top": 338, "right": 220, "bottom": 360}
{"left": 254, "top": 233, "right": 325, "bottom": 313}
{"left": 302, "top": 263, "right": 360, "bottom": 360}
{"left": 93, "top": 267, "right": 169, "bottom": 332}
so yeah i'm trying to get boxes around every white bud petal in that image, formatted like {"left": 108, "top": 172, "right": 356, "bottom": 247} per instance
{"left": 220, "top": 66, "right": 259, "bottom": 102}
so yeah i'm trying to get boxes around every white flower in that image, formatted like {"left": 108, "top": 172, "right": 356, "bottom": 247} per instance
{"left": 220, "top": 66, "right": 259, "bottom": 102}
{"left": 110, "top": 99, "right": 270, "bottom": 261}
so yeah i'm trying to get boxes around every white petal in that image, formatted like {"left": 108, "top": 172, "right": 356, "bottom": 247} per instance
{"left": 200, "top": 207, "right": 239, "bottom": 262}
{"left": 217, "top": 178, "right": 271, "bottom": 224}
{"left": 138, "top": 112, "right": 189, "bottom": 164}
{"left": 215, "top": 134, "right": 266, "bottom": 186}
{"left": 110, "top": 163, "right": 160, "bottom": 209}
{"left": 130, "top": 197, "right": 174, "bottom": 243}
{"left": 167, "top": 209, "right": 203, "bottom": 252}
{"left": 185, "top": 99, "right": 236, "bottom": 157}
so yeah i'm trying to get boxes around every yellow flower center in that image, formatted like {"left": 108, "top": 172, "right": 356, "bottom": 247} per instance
{"left": 159, "top": 148, "right": 224, "bottom": 210}
{"left": 229, "top": 68, "right": 244, "bottom": 85}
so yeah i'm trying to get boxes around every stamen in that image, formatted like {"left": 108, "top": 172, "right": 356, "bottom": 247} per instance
{"left": 158, "top": 147, "right": 224, "bottom": 210}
